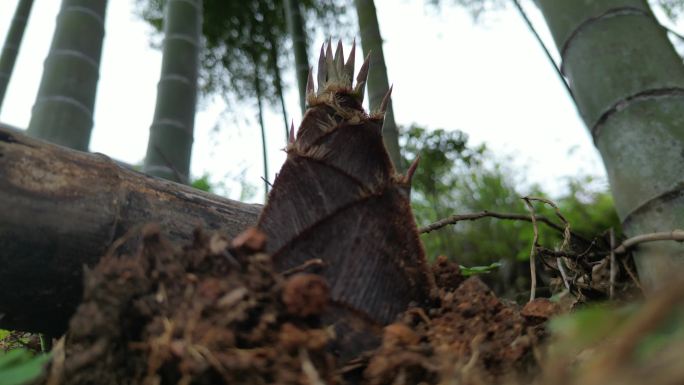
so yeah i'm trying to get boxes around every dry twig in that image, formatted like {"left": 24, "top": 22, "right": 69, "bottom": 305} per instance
{"left": 282, "top": 258, "right": 325, "bottom": 276}
{"left": 154, "top": 145, "right": 187, "bottom": 184}
{"left": 522, "top": 196, "right": 572, "bottom": 302}
{"left": 46, "top": 337, "right": 66, "bottom": 385}
{"left": 556, "top": 257, "right": 571, "bottom": 291}
{"left": 614, "top": 229, "right": 684, "bottom": 254}
{"left": 525, "top": 196, "right": 571, "bottom": 248}
{"left": 522, "top": 198, "right": 540, "bottom": 302}
{"left": 621, "top": 259, "right": 643, "bottom": 293}
{"left": 419, "top": 210, "right": 590, "bottom": 244}
{"left": 609, "top": 228, "right": 616, "bottom": 300}
{"left": 419, "top": 210, "right": 563, "bottom": 234}
{"left": 419, "top": 200, "right": 684, "bottom": 300}
{"left": 300, "top": 348, "right": 326, "bottom": 385}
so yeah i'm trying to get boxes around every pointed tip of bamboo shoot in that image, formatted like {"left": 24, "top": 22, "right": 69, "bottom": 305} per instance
{"left": 356, "top": 52, "right": 371, "bottom": 90}
{"left": 317, "top": 43, "right": 327, "bottom": 92}
{"left": 309, "top": 38, "right": 370, "bottom": 103}
{"left": 406, "top": 156, "right": 420, "bottom": 184}
{"left": 306, "top": 66, "right": 314, "bottom": 95}
{"left": 326, "top": 37, "right": 334, "bottom": 64}
{"left": 380, "top": 85, "right": 393, "bottom": 114}
{"left": 354, "top": 81, "right": 366, "bottom": 104}
{"left": 345, "top": 39, "right": 356, "bottom": 83}
{"left": 334, "top": 39, "right": 343, "bottom": 64}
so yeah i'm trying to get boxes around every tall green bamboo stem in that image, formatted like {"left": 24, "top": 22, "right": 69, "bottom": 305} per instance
{"left": 284, "top": 0, "right": 309, "bottom": 114}
{"left": 354, "top": 0, "right": 403, "bottom": 171}
{"left": 0, "top": 0, "right": 34, "bottom": 114}
{"left": 143, "top": 0, "right": 202, "bottom": 183}
{"left": 537, "top": 0, "right": 684, "bottom": 288}
{"left": 27, "top": 0, "right": 108, "bottom": 151}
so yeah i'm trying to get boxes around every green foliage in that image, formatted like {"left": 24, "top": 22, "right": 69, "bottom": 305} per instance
{"left": 0, "top": 349, "right": 50, "bottom": 385}
{"left": 401, "top": 124, "right": 620, "bottom": 267}
{"left": 402, "top": 124, "right": 526, "bottom": 265}
{"left": 653, "top": 0, "right": 684, "bottom": 21}
{"left": 403, "top": 125, "right": 484, "bottom": 197}
{"left": 135, "top": 0, "right": 350, "bottom": 108}
{"left": 552, "top": 175, "right": 620, "bottom": 240}
{"left": 427, "top": 0, "right": 507, "bottom": 20}
{"left": 239, "top": 178, "right": 258, "bottom": 202}
{"left": 188, "top": 171, "right": 257, "bottom": 202}
{"left": 0, "top": 331, "right": 37, "bottom": 352}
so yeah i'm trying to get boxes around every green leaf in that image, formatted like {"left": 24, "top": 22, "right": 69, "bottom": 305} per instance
{"left": 191, "top": 174, "right": 213, "bottom": 192}
{"left": 0, "top": 350, "right": 50, "bottom": 385}
{"left": 459, "top": 262, "right": 502, "bottom": 276}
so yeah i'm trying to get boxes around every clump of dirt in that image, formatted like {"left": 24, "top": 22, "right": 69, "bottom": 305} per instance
{"left": 44, "top": 229, "right": 543, "bottom": 385}
{"left": 363, "top": 256, "right": 545, "bottom": 385}
{"left": 46, "top": 225, "right": 337, "bottom": 385}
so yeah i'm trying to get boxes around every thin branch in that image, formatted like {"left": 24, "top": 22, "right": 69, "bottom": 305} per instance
{"left": 535, "top": 246, "right": 607, "bottom": 266}
{"left": 557, "top": 257, "right": 571, "bottom": 291}
{"left": 575, "top": 237, "right": 601, "bottom": 259}
{"left": 538, "top": 249, "right": 562, "bottom": 271}
{"left": 462, "top": 334, "right": 485, "bottom": 378}
{"left": 538, "top": 239, "right": 605, "bottom": 268}
{"left": 260, "top": 176, "right": 273, "bottom": 188}
{"left": 538, "top": 228, "right": 684, "bottom": 258}
{"left": 522, "top": 196, "right": 572, "bottom": 302}
{"left": 420, "top": 210, "right": 580, "bottom": 238}
{"left": 614, "top": 229, "right": 684, "bottom": 254}
{"left": 524, "top": 195, "right": 572, "bottom": 249}
{"left": 511, "top": 0, "right": 576, "bottom": 103}
{"left": 522, "top": 197, "right": 539, "bottom": 302}
{"left": 421, "top": 212, "right": 684, "bottom": 257}
{"left": 153, "top": 145, "right": 187, "bottom": 184}
{"left": 535, "top": 247, "right": 568, "bottom": 258}
{"left": 253, "top": 60, "right": 269, "bottom": 199}
{"left": 300, "top": 348, "right": 326, "bottom": 385}
{"left": 609, "top": 228, "right": 616, "bottom": 300}
{"left": 405, "top": 307, "right": 431, "bottom": 325}
{"left": 262, "top": 9, "right": 290, "bottom": 145}
{"left": 282, "top": 258, "right": 325, "bottom": 276}
{"left": 661, "top": 23, "right": 684, "bottom": 42}
{"left": 419, "top": 202, "right": 682, "bottom": 298}
{"left": 621, "top": 259, "right": 643, "bottom": 293}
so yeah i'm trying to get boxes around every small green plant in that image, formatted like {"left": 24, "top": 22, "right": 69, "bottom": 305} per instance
{"left": 191, "top": 174, "right": 213, "bottom": 192}
{"left": 459, "top": 261, "right": 502, "bottom": 277}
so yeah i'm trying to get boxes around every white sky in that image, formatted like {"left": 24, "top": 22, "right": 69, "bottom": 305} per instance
{"left": 2, "top": 0, "right": 661, "bottom": 203}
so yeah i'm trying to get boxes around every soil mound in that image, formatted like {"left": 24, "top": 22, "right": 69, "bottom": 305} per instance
{"left": 44, "top": 227, "right": 542, "bottom": 385}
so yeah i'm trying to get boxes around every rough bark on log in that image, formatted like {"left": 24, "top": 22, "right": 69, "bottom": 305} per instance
{"left": 0, "top": 126, "right": 261, "bottom": 335}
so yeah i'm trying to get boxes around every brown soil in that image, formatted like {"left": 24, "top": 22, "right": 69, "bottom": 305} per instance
{"left": 43, "top": 228, "right": 546, "bottom": 385}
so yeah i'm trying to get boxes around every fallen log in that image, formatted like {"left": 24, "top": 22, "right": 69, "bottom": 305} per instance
{"left": 0, "top": 126, "right": 261, "bottom": 335}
